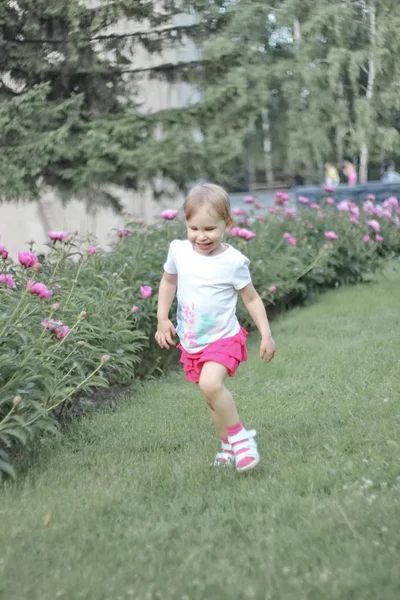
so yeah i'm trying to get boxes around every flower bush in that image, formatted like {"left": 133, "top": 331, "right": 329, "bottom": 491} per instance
{"left": 0, "top": 192, "right": 399, "bottom": 478}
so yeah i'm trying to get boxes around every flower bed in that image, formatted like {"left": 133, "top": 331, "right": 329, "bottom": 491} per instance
{"left": 0, "top": 192, "right": 399, "bottom": 478}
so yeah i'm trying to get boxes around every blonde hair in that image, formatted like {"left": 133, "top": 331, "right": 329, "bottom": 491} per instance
{"left": 183, "top": 183, "right": 231, "bottom": 222}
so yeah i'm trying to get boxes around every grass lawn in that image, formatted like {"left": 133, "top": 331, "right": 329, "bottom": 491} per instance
{"left": 1, "top": 264, "right": 400, "bottom": 600}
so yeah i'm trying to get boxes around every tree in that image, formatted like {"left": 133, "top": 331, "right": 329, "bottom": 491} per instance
{"left": 183, "top": 0, "right": 400, "bottom": 186}
{"left": 268, "top": 0, "right": 400, "bottom": 181}
{"left": 0, "top": 0, "right": 202, "bottom": 203}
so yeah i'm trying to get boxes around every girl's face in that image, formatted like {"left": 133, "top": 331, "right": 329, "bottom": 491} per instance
{"left": 186, "top": 204, "right": 233, "bottom": 256}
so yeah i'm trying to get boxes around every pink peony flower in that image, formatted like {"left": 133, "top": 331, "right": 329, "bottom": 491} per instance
{"left": 367, "top": 219, "right": 380, "bottom": 232}
{"left": 310, "top": 203, "right": 320, "bottom": 210}
{"left": 233, "top": 208, "right": 246, "bottom": 215}
{"left": 324, "top": 184, "right": 335, "bottom": 193}
{"left": 275, "top": 191, "right": 290, "bottom": 206}
{"left": 367, "top": 194, "right": 376, "bottom": 201}
{"left": 244, "top": 195, "right": 255, "bottom": 204}
{"left": 350, "top": 205, "right": 359, "bottom": 218}
{"left": 298, "top": 196, "right": 309, "bottom": 204}
{"left": 230, "top": 227, "right": 241, "bottom": 236}
{"left": 18, "top": 251, "right": 38, "bottom": 268}
{"left": 41, "top": 319, "right": 70, "bottom": 340}
{"left": 238, "top": 228, "right": 256, "bottom": 240}
{"left": 325, "top": 231, "right": 338, "bottom": 240}
{"left": 0, "top": 244, "right": 8, "bottom": 259}
{"left": 254, "top": 201, "right": 264, "bottom": 209}
{"left": 116, "top": 229, "right": 131, "bottom": 237}
{"left": 269, "top": 285, "right": 276, "bottom": 293}
{"left": 256, "top": 215, "right": 264, "bottom": 221}
{"left": 326, "top": 197, "right": 335, "bottom": 205}
{"left": 88, "top": 246, "right": 97, "bottom": 255}
{"left": 383, "top": 196, "right": 398, "bottom": 209}
{"left": 362, "top": 235, "right": 370, "bottom": 242}
{"left": 160, "top": 209, "right": 178, "bottom": 220}
{"left": 132, "top": 305, "right": 139, "bottom": 312}
{"left": 0, "top": 273, "right": 16, "bottom": 288}
{"left": 375, "top": 234, "right": 384, "bottom": 242}
{"left": 51, "top": 302, "right": 61, "bottom": 310}
{"left": 101, "top": 354, "right": 110, "bottom": 365}
{"left": 26, "top": 281, "right": 52, "bottom": 299}
{"left": 283, "top": 232, "right": 291, "bottom": 239}
{"left": 48, "top": 231, "right": 68, "bottom": 241}
{"left": 288, "top": 237, "right": 297, "bottom": 245}
{"left": 140, "top": 285, "right": 152, "bottom": 299}
{"left": 374, "top": 204, "right": 388, "bottom": 218}
{"left": 363, "top": 200, "right": 375, "bottom": 215}
{"left": 337, "top": 200, "right": 351, "bottom": 212}
{"left": 269, "top": 207, "right": 276, "bottom": 214}
{"left": 349, "top": 217, "right": 359, "bottom": 224}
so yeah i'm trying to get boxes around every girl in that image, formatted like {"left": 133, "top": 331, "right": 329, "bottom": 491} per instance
{"left": 155, "top": 183, "right": 276, "bottom": 472}
{"left": 343, "top": 160, "right": 358, "bottom": 186}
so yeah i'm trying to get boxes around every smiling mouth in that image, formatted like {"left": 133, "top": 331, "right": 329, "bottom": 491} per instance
{"left": 196, "top": 242, "right": 212, "bottom": 248}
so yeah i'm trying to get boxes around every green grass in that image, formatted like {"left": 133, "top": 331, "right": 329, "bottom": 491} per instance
{"left": 1, "top": 264, "right": 400, "bottom": 600}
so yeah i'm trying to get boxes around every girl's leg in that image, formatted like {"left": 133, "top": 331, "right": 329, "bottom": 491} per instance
{"left": 198, "top": 361, "right": 259, "bottom": 471}
{"left": 198, "top": 362, "right": 239, "bottom": 435}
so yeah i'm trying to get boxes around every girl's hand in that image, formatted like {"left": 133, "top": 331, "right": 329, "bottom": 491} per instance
{"left": 155, "top": 319, "right": 177, "bottom": 349}
{"left": 260, "top": 335, "right": 276, "bottom": 363}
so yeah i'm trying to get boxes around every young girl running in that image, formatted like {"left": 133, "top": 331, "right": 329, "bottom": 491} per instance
{"left": 155, "top": 183, "right": 276, "bottom": 472}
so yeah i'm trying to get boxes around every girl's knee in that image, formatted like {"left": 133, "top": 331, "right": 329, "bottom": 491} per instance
{"left": 198, "top": 373, "right": 224, "bottom": 399}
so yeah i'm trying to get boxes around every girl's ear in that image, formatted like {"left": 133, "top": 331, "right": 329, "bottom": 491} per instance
{"left": 225, "top": 218, "right": 234, "bottom": 231}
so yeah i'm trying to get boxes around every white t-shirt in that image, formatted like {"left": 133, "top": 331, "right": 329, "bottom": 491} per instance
{"left": 163, "top": 239, "right": 252, "bottom": 353}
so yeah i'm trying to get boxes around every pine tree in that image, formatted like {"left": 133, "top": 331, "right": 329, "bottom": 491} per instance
{"left": 0, "top": 0, "right": 201, "bottom": 202}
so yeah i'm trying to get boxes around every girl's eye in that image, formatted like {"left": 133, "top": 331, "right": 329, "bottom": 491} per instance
{"left": 205, "top": 228, "right": 215, "bottom": 231}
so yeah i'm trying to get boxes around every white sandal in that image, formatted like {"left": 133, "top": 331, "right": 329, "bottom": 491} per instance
{"left": 228, "top": 429, "right": 260, "bottom": 472}
{"left": 211, "top": 440, "right": 235, "bottom": 467}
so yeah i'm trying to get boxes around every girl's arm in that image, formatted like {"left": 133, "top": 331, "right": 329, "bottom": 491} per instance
{"left": 240, "top": 283, "right": 276, "bottom": 362}
{"left": 155, "top": 272, "right": 178, "bottom": 349}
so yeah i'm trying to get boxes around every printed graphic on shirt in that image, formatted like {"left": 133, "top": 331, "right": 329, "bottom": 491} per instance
{"left": 197, "top": 312, "right": 218, "bottom": 346}
{"left": 177, "top": 301, "right": 197, "bottom": 348}
{"left": 177, "top": 301, "right": 218, "bottom": 348}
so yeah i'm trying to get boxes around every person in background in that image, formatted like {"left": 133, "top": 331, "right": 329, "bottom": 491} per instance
{"left": 343, "top": 160, "right": 358, "bottom": 186}
{"left": 381, "top": 163, "right": 400, "bottom": 183}
{"left": 325, "top": 162, "right": 340, "bottom": 187}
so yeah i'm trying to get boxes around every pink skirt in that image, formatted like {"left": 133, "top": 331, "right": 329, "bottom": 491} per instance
{"left": 177, "top": 326, "right": 248, "bottom": 383}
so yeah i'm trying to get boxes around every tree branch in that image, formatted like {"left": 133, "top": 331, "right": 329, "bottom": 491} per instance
{"left": 2, "top": 23, "right": 198, "bottom": 45}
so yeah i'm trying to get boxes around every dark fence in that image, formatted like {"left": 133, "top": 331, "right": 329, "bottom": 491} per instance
{"left": 294, "top": 182, "right": 400, "bottom": 205}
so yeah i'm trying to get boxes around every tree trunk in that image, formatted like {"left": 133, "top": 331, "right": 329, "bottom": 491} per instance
{"left": 336, "top": 80, "right": 344, "bottom": 168}
{"left": 247, "top": 116, "right": 256, "bottom": 194}
{"left": 261, "top": 109, "right": 274, "bottom": 188}
{"left": 36, "top": 198, "right": 52, "bottom": 239}
{"left": 359, "top": 2, "right": 376, "bottom": 183}
{"left": 293, "top": 18, "right": 301, "bottom": 43}
{"left": 248, "top": 157, "right": 256, "bottom": 196}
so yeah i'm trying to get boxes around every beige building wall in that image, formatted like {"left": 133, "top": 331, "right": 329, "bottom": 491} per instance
{"left": 0, "top": 4, "right": 199, "bottom": 257}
